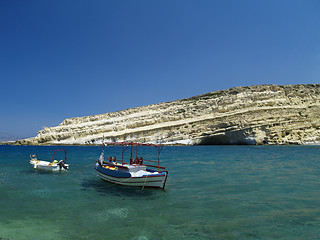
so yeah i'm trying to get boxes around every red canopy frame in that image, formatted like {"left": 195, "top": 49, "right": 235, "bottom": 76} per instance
{"left": 102, "top": 142, "right": 165, "bottom": 171}
{"left": 50, "top": 149, "right": 67, "bottom": 162}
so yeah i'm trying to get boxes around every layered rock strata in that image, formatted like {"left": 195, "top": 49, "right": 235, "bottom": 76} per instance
{"left": 16, "top": 84, "right": 320, "bottom": 145}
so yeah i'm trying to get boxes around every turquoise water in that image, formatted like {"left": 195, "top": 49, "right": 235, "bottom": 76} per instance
{"left": 1, "top": 145, "right": 320, "bottom": 240}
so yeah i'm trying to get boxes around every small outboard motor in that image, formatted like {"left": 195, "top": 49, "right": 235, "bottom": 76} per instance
{"left": 57, "top": 160, "right": 68, "bottom": 170}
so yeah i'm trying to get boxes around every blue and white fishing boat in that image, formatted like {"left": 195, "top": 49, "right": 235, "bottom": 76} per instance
{"left": 94, "top": 142, "right": 168, "bottom": 189}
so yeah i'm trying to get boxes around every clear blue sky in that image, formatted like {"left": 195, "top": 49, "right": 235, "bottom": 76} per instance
{"left": 1, "top": 0, "right": 319, "bottom": 139}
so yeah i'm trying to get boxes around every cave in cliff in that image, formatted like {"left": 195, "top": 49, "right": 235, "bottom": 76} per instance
{"left": 198, "top": 130, "right": 259, "bottom": 145}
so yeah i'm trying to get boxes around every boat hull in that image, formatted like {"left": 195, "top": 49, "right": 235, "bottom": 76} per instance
{"left": 94, "top": 163, "right": 168, "bottom": 189}
{"left": 30, "top": 160, "right": 69, "bottom": 172}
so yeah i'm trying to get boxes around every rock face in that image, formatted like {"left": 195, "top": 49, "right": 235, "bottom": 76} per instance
{"left": 16, "top": 84, "right": 320, "bottom": 145}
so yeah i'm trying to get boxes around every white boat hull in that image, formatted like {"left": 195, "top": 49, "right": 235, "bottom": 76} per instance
{"left": 96, "top": 171, "right": 167, "bottom": 188}
{"left": 30, "top": 160, "right": 69, "bottom": 172}
{"left": 94, "top": 163, "right": 168, "bottom": 188}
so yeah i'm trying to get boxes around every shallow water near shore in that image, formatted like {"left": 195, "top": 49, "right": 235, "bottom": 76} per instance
{"left": 1, "top": 145, "right": 320, "bottom": 240}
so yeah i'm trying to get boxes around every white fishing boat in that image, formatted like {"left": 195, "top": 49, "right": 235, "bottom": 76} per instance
{"left": 94, "top": 142, "right": 168, "bottom": 189}
{"left": 30, "top": 149, "right": 69, "bottom": 171}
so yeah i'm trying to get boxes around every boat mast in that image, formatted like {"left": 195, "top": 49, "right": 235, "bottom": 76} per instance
{"left": 157, "top": 146, "right": 160, "bottom": 171}
{"left": 130, "top": 144, "right": 133, "bottom": 164}
{"left": 122, "top": 144, "right": 124, "bottom": 165}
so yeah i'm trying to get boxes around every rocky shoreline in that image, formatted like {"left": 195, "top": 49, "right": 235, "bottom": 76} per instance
{"left": 14, "top": 84, "right": 320, "bottom": 145}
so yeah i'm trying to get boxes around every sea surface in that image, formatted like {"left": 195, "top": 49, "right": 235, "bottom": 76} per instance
{"left": 1, "top": 145, "right": 320, "bottom": 240}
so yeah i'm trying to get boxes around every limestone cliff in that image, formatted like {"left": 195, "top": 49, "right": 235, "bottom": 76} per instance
{"left": 16, "top": 84, "right": 320, "bottom": 145}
